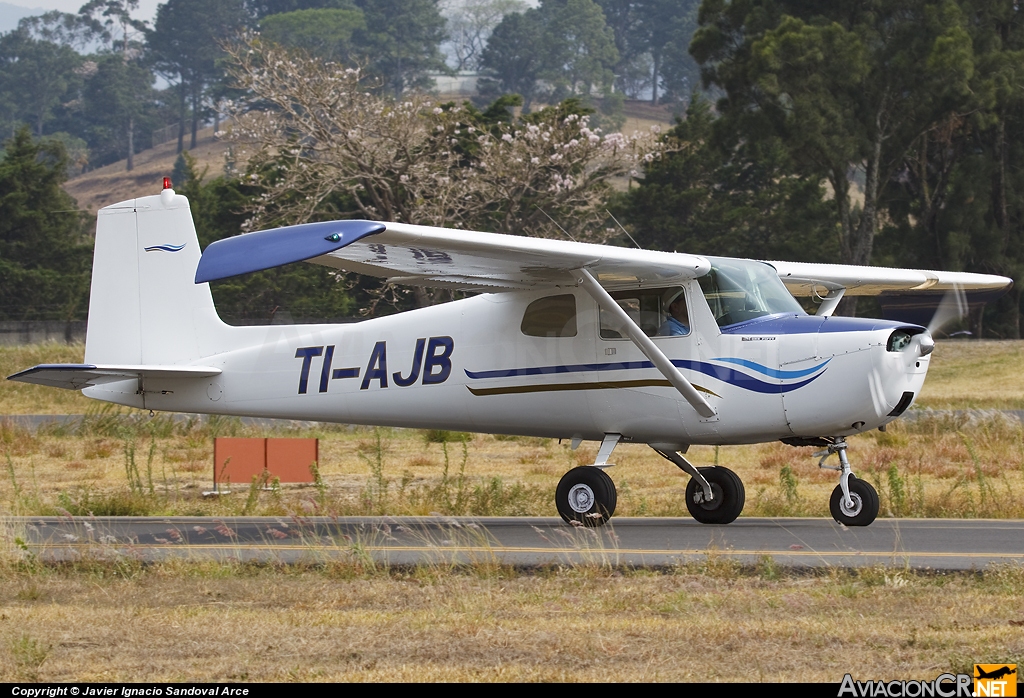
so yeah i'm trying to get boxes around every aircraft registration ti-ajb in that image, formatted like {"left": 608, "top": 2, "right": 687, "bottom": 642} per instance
{"left": 8, "top": 184, "right": 1013, "bottom": 527}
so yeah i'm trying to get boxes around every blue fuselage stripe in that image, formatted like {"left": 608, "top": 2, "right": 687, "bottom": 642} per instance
{"left": 710, "top": 357, "right": 830, "bottom": 379}
{"left": 465, "top": 358, "right": 828, "bottom": 394}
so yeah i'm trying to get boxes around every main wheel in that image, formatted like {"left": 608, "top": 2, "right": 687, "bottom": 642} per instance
{"left": 685, "top": 466, "right": 745, "bottom": 524}
{"left": 555, "top": 466, "right": 617, "bottom": 527}
{"left": 829, "top": 475, "right": 879, "bottom": 526}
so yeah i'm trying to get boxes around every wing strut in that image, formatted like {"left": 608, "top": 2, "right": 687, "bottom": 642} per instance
{"left": 572, "top": 268, "right": 717, "bottom": 418}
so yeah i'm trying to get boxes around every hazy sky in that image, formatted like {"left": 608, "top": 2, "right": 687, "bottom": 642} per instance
{"left": 11, "top": 0, "right": 161, "bottom": 22}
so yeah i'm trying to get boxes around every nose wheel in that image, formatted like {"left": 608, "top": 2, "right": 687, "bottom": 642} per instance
{"left": 555, "top": 466, "right": 617, "bottom": 527}
{"left": 829, "top": 475, "right": 879, "bottom": 527}
{"left": 815, "top": 438, "right": 879, "bottom": 526}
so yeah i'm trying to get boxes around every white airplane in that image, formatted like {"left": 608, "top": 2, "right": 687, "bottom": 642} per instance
{"left": 8, "top": 185, "right": 1013, "bottom": 527}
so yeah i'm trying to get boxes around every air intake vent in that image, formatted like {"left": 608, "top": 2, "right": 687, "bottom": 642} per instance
{"left": 888, "top": 391, "right": 915, "bottom": 417}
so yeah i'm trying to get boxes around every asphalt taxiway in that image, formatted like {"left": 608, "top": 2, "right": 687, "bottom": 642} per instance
{"left": 12, "top": 516, "right": 1024, "bottom": 570}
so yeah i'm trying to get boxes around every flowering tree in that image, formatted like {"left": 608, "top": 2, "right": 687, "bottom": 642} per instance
{"left": 224, "top": 38, "right": 663, "bottom": 242}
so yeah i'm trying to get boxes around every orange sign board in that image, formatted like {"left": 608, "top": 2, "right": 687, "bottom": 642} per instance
{"left": 213, "top": 437, "right": 318, "bottom": 486}
{"left": 266, "top": 438, "right": 319, "bottom": 483}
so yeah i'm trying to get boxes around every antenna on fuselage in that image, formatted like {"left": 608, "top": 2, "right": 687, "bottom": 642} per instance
{"left": 606, "top": 209, "right": 643, "bottom": 249}
{"left": 537, "top": 207, "right": 578, "bottom": 242}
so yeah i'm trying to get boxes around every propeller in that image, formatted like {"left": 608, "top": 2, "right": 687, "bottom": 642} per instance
{"left": 927, "top": 283, "right": 969, "bottom": 336}
{"left": 912, "top": 284, "right": 968, "bottom": 358}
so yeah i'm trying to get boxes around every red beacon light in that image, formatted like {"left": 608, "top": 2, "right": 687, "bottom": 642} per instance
{"left": 160, "top": 176, "right": 175, "bottom": 205}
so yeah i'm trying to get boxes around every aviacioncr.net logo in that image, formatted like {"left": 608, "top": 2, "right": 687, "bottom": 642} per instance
{"left": 974, "top": 665, "right": 1017, "bottom": 697}
{"left": 838, "top": 673, "right": 973, "bottom": 697}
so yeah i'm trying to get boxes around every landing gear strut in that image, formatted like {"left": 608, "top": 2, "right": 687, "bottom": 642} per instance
{"left": 816, "top": 438, "right": 879, "bottom": 526}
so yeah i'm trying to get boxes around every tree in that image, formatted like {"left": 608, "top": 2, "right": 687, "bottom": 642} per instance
{"left": 653, "top": 0, "right": 699, "bottom": 102}
{"left": 148, "top": 0, "right": 248, "bottom": 152}
{"left": 690, "top": 0, "right": 977, "bottom": 314}
{"left": 81, "top": 52, "right": 154, "bottom": 170}
{"left": 352, "top": 0, "right": 448, "bottom": 97}
{"left": 78, "top": 0, "right": 148, "bottom": 56}
{"left": 542, "top": 0, "right": 619, "bottom": 100}
{"left": 481, "top": 0, "right": 618, "bottom": 108}
{"left": 0, "top": 30, "right": 82, "bottom": 137}
{"left": 479, "top": 8, "right": 546, "bottom": 110}
{"left": 441, "top": 0, "right": 526, "bottom": 71}
{"left": 874, "top": 0, "right": 1024, "bottom": 337}
{"left": 224, "top": 39, "right": 661, "bottom": 306}
{"left": 77, "top": 0, "right": 152, "bottom": 171}
{"left": 245, "top": 0, "right": 356, "bottom": 20}
{"left": 260, "top": 7, "right": 365, "bottom": 60}
{"left": 596, "top": 0, "right": 700, "bottom": 104}
{"left": 616, "top": 99, "right": 836, "bottom": 261}
{"left": 0, "top": 128, "right": 91, "bottom": 321}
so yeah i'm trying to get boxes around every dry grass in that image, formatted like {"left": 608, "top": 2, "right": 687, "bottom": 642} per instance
{"left": 915, "top": 340, "right": 1024, "bottom": 410}
{"left": 0, "top": 559, "right": 1020, "bottom": 681}
{"left": 1, "top": 344, "right": 90, "bottom": 414}
{"left": 0, "top": 408, "right": 1021, "bottom": 520}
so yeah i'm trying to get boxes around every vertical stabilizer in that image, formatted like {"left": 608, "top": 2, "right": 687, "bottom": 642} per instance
{"left": 84, "top": 192, "right": 227, "bottom": 367}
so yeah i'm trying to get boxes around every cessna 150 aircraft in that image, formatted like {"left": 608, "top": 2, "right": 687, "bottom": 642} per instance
{"left": 8, "top": 185, "right": 1013, "bottom": 527}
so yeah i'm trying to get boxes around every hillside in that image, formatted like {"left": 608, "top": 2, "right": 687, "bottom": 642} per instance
{"left": 63, "top": 126, "right": 233, "bottom": 214}
{"left": 62, "top": 100, "right": 677, "bottom": 215}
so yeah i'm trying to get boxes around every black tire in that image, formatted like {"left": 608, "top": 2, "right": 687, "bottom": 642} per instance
{"left": 829, "top": 475, "right": 879, "bottom": 526}
{"left": 685, "top": 466, "right": 745, "bottom": 524}
{"left": 555, "top": 466, "right": 617, "bottom": 527}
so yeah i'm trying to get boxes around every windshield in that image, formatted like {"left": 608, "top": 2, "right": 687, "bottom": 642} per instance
{"left": 698, "top": 257, "right": 805, "bottom": 328}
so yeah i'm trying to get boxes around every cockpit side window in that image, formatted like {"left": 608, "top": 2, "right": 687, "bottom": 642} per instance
{"left": 521, "top": 294, "right": 578, "bottom": 337}
{"left": 599, "top": 286, "right": 689, "bottom": 339}
{"left": 699, "top": 258, "right": 805, "bottom": 328}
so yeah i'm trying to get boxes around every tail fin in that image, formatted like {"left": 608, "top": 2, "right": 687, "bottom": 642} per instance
{"left": 84, "top": 191, "right": 228, "bottom": 366}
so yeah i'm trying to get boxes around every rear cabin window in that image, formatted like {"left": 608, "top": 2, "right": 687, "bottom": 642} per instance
{"left": 521, "top": 294, "right": 578, "bottom": 337}
{"left": 599, "top": 287, "right": 689, "bottom": 339}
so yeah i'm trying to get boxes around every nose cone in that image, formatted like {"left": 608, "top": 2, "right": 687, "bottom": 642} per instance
{"left": 916, "top": 332, "right": 935, "bottom": 357}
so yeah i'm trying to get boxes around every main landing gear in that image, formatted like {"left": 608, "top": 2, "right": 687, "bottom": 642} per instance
{"left": 652, "top": 446, "right": 745, "bottom": 524}
{"left": 555, "top": 433, "right": 619, "bottom": 526}
{"left": 553, "top": 434, "right": 747, "bottom": 527}
{"left": 815, "top": 438, "right": 879, "bottom": 527}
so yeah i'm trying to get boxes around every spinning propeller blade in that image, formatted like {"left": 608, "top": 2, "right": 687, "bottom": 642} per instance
{"left": 927, "top": 284, "right": 968, "bottom": 336}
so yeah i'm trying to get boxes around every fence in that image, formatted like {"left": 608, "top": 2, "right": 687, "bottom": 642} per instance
{"left": 0, "top": 321, "right": 87, "bottom": 346}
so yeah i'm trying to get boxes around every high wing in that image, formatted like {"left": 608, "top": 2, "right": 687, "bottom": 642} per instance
{"left": 195, "top": 219, "right": 1011, "bottom": 297}
{"left": 767, "top": 260, "right": 1011, "bottom": 297}
{"left": 195, "top": 220, "right": 711, "bottom": 290}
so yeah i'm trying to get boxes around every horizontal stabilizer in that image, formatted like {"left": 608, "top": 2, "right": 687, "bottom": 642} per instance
{"left": 194, "top": 220, "right": 386, "bottom": 283}
{"left": 7, "top": 364, "right": 222, "bottom": 390}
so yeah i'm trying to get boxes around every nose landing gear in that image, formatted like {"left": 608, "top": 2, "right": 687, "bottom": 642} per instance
{"left": 816, "top": 438, "right": 879, "bottom": 526}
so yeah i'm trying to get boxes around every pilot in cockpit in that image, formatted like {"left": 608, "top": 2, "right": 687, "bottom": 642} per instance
{"left": 659, "top": 289, "right": 690, "bottom": 336}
